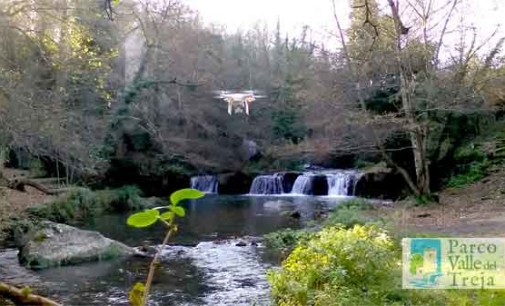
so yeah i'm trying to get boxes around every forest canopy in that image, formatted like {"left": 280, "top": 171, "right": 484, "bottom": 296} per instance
{"left": 0, "top": 0, "right": 504, "bottom": 196}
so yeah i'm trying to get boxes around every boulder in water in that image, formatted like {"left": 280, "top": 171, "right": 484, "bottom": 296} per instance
{"left": 235, "top": 241, "right": 247, "bottom": 247}
{"left": 289, "top": 210, "right": 301, "bottom": 219}
{"left": 19, "top": 221, "right": 134, "bottom": 269}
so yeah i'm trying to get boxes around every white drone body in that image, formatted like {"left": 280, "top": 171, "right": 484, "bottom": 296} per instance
{"left": 214, "top": 90, "right": 265, "bottom": 115}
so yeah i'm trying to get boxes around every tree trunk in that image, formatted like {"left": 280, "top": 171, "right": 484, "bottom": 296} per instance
{"left": 389, "top": 0, "right": 431, "bottom": 195}
{"left": 0, "top": 171, "right": 66, "bottom": 195}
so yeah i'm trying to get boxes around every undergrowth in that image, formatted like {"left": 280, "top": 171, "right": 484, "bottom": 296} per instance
{"left": 26, "top": 185, "right": 146, "bottom": 224}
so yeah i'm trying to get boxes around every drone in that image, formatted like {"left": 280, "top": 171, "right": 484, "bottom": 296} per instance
{"left": 214, "top": 90, "right": 266, "bottom": 115}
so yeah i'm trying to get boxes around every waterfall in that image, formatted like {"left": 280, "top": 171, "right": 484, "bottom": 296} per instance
{"left": 291, "top": 174, "right": 313, "bottom": 195}
{"left": 326, "top": 172, "right": 352, "bottom": 196}
{"left": 248, "top": 169, "right": 362, "bottom": 196}
{"left": 191, "top": 175, "right": 218, "bottom": 193}
{"left": 249, "top": 174, "right": 283, "bottom": 195}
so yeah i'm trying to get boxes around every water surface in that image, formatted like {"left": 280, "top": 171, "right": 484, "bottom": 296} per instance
{"left": 0, "top": 195, "right": 352, "bottom": 305}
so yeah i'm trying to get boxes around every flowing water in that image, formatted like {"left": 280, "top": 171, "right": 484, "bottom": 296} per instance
{"left": 249, "top": 175, "right": 284, "bottom": 195}
{"left": 249, "top": 170, "right": 362, "bottom": 196}
{"left": 0, "top": 195, "right": 353, "bottom": 305}
{"left": 190, "top": 176, "right": 219, "bottom": 194}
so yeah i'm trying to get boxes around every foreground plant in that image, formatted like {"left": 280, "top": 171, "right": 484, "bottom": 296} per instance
{"left": 126, "top": 188, "right": 204, "bottom": 306}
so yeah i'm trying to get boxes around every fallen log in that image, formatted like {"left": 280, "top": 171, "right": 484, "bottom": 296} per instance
{"left": 7, "top": 179, "right": 66, "bottom": 195}
{"left": 0, "top": 171, "right": 66, "bottom": 195}
{"left": 0, "top": 282, "right": 62, "bottom": 306}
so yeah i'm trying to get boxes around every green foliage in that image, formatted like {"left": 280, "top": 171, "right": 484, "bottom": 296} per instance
{"left": 27, "top": 186, "right": 146, "bottom": 224}
{"left": 353, "top": 159, "right": 376, "bottom": 169}
{"left": 446, "top": 144, "right": 490, "bottom": 188}
{"left": 101, "top": 185, "right": 145, "bottom": 212}
{"left": 27, "top": 188, "right": 97, "bottom": 223}
{"left": 268, "top": 225, "right": 400, "bottom": 305}
{"left": 126, "top": 210, "right": 160, "bottom": 228}
{"left": 126, "top": 188, "right": 204, "bottom": 306}
{"left": 412, "top": 193, "right": 439, "bottom": 206}
{"left": 267, "top": 225, "right": 505, "bottom": 306}
{"left": 21, "top": 286, "right": 31, "bottom": 298}
{"left": 272, "top": 109, "right": 307, "bottom": 144}
{"left": 264, "top": 228, "right": 314, "bottom": 258}
{"left": 27, "top": 158, "right": 47, "bottom": 178}
{"left": 323, "top": 199, "right": 375, "bottom": 228}
{"left": 169, "top": 188, "right": 204, "bottom": 206}
{"left": 127, "top": 189, "right": 203, "bottom": 228}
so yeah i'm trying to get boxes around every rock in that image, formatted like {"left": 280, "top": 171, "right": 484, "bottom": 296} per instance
{"left": 311, "top": 175, "right": 329, "bottom": 196}
{"left": 217, "top": 172, "right": 253, "bottom": 194}
{"left": 289, "top": 210, "right": 301, "bottom": 219}
{"left": 354, "top": 163, "right": 407, "bottom": 200}
{"left": 241, "top": 140, "right": 261, "bottom": 161}
{"left": 19, "top": 221, "right": 134, "bottom": 269}
{"left": 279, "top": 172, "right": 301, "bottom": 193}
{"left": 303, "top": 164, "right": 325, "bottom": 170}
{"left": 134, "top": 244, "right": 157, "bottom": 257}
{"left": 235, "top": 241, "right": 247, "bottom": 247}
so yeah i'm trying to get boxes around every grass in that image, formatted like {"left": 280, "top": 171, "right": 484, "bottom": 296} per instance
{"left": 26, "top": 185, "right": 147, "bottom": 224}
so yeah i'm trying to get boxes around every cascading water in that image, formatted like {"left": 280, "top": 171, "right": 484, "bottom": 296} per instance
{"left": 249, "top": 174, "right": 283, "bottom": 195}
{"left": 191, "top": 175, "right": 219, "bottom": 193}
{"left": 290, "top": 174, "right": 313, "bottom": 195}
{"left": 248, "top": 169, "right": 362, "bottom": 196}
{"left": 326, "top": 171, "right": 358, "bottom": 196}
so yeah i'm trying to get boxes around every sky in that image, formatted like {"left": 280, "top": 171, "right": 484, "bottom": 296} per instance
{"left": 182, "top": 0, "right": 505, "bottom": 55}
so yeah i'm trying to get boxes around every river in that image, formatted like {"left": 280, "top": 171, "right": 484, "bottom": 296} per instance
{"left": 0, "top": 194, "right": 353, "bottom": 305}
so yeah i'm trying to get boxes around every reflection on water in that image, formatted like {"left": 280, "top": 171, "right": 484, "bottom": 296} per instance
{"left": 0, "top": 195, "right": 353, "bottom": 305}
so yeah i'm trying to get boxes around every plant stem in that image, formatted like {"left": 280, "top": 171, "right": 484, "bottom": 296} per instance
{"left": 0, "top": 282, "right": 62, "bottom": 306}
{"left": 141, "top": 220, "right": 175, "bottom": 306}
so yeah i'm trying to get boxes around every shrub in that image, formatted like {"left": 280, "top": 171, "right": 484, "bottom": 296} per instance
{"left": 27, "top": 188, "right": 97, "bottom": 223}
{"left": 323, "top": 199, "right": 376, "bottom": 228}
{"left": 27, "top": 185, "right": 146, "bottom": 224}
{"left": 446, "top": 159, "right": 490, "bottom": 188}
{"left": 264, "top": 228, "right": 314, "bottom": 259}
{"left": 268, "top": 225, "right": 505, "bottom": 306}
{"left": 97, "top": 185, "right": 144, "bottom": 212}
{"left": 446, "top": 143, "right": 490, "bottom": 188}
{"left": 268, "top": 225, "right": 401, "bottom": 305}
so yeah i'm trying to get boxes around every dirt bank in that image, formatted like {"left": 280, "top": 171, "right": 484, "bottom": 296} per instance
{"left": 378, "top": 166, "right": 505, "bottom": 237}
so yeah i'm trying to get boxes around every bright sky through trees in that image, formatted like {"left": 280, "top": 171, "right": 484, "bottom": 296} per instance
{"left": 184, "top": 0, "right": 505, "bottom": 56}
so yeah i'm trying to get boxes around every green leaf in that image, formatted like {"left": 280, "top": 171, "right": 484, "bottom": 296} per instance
{"left": 128, "top": 282, "right": 145, "bottom": 306}
{"left": 170, "top": 188, "right": 204, "bottom": 206}
{"left": 21, "top": 286, "right": 31, "bottom": 298}
{"left": 160, "top": 211, "right": 175, "bottom": 221}
{"left": 169, "top": 206, "right": 186, "bottom": 217}
{"left": 113, "top": 0, "right": 120, "bottom": 5}
{"left": 126, "top": 210, "right": 159, "bottom": 228}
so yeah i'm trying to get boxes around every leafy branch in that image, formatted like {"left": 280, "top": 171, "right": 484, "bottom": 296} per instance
{"left": 126, "top": 188, "right": 205, "bottom": 306}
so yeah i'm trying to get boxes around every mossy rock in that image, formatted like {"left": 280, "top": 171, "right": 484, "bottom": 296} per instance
{"left": 18, "top": 221, "right": 134, "bottom": 269}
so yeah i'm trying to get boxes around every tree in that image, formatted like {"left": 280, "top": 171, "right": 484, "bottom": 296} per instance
{"left": 330, "top": 0, "right": 503, "bottom": 195}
